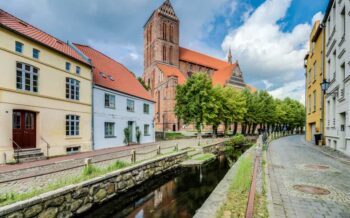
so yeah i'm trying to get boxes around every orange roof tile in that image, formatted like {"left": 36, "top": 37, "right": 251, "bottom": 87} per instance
{"left": 75, "top": 44, "right": 154, "bottom": 102}
{"left": 212, "top": 64, "right": 237, "bottom": 86}
{"left": 157, "top": 64, "right": 187, "bottom": 85}
{"left": 246, "top": 84, "right": 257, "bottom": 93}
{"left": 179, "top": 47, "right": 230, "bottom": 70}
{"left": 0, "top": 9, "right": 89, "bottom": 65}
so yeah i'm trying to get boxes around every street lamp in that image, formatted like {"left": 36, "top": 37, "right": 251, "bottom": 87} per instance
{"left": 321, "top": 79, "right": 330, "bottom": 94}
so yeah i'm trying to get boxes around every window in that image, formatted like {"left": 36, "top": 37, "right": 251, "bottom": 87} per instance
{"left": 65, "top": 62, "right": 71, "bottom": 71}
{"left": 170, "top": 25, "right": 174, "bottom": 42}
{"left": 25, "top": 113, "right": 34, "bottom": 129}
{"left": 32, "top": 49, "right": 40, "bottom": 59}
{"left": 144, "top": 124, "right": 150, "bottom": 136}
{"left": 13, "top": 112, "right": 21, "bottom": 129}
{"left": 105, "top": 122, "right": 115, "bottom": 138}
{"left": 15, "top": 41, "right": 23, "bottom": 53}
{"left": 162, "top": 45, "right": 167, "bottom": 62}
{"left": 169, "top": 46, "right": 173, "bottom": 65}
{"left": 313, "top": 62, "right": 317, "bottom": 81}
{"left": 16, "top": 62, "right": 39, "bottom": 93}
{"left": 127, "top": 99, "right": 135, "bottom": 112}
{"left": 163, "top": 22, "right": 167, "bottom": 40}
{"left": 308, "top": 70, "right": 311, "bottom": 84}
{"left": 76, "top": 66, "right": 81, "bottom": 75}
{"left": 341, "top": 7, "right": 346, "bottom": 37}
{"left": 143, "top": 104, "right": 150, "bottom": 114}
{"left": 66, "top": 78, "right": 80, "bottom": 100}
{"left": 313, "top": 91, "right": 316, "bottom": 112}
{"left": 308, "top": 95, "right": 311, "bottom": 113}
{"left": 105, "top": 94, "right": 115, "bottom": 109}
{"left": 66, "top": 146, "right": 80, "bottom": 154}
{"left": 66, "top": 115, "right": 80, "bottom": 136}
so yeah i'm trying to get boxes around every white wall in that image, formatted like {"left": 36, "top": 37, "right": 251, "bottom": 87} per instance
{"left": 324, "top": 0, "right": 350, "bottom": 156}
{"left": 93, "top": 86, "right": 155, "bottom": 150}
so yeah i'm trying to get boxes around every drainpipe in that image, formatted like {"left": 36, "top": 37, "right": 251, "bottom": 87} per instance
{"left": 320, "top": 23, "right": 326, "bottom": 145}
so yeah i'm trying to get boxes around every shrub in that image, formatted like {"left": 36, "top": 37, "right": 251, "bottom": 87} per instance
{"left": 82, "top": 165, "right": 99, "bottom": 176}
{"left": 108, "top": 160, "right": 129, "bottom": 171}
{"left": 225, "top": 134, "right": 247, "bottom": 147}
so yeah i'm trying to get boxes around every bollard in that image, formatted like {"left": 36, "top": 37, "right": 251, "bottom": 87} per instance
{"left": 84, "top": 158, "right": 92, "bottom": 168}
{"left": 157, "top": 145, "right": 161, "bottom": 155}
{"left": 174, "top": 143, "right": 179, "bottom": 152}
{"left": 131, "top": 150, "right": 136, "bottom": 163}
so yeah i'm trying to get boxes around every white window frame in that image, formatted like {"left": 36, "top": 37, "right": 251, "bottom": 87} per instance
{"left": 66, "top": 115, "right": 80, "bottom": 136}
{"left": 127, "top": 99, "right": 135, "bottom": 112}
{"left": 16, "top": 62, "right": 39, "bottom": 93}
{"left": 33, "top": 48, "right": 40, "bottom": 59}
{"left": 143, "top": 103, "right": 150, "bottom": 114}
{"left": 144, "top": 124, "right": 150, "bottom": 136}
{"left": 66, "top": 78, "right": 80, "bottom": 100}
{"left": 15, "top": 41, "right": 23, "bottom": 53}
{"left": 105, "top": 93, "right": 115, "bottom": 109}
{"left": 76, "top": 66, "right": 81, "bottom": 75}
{"left": 66, "top": 62, "right": 71, "bottom": 71}
{"left": 104, "top": 122, "right": 115, "bottom": 138}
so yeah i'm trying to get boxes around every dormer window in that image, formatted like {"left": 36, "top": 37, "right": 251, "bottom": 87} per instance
{"left": 15, "top": 41, "right": 23, "bottom": 53}
{"left": 108, "top": 75, "right": 115, "bottom": 81}
{"left": 65, "top": 62, "right": 71, "bottom": 71}
{"left": 99, "top": 72, "right": 107, "bottom": 78}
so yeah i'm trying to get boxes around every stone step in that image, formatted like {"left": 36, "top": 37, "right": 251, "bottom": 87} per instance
{"left": 17, "top": 156, "right": 47, "bottom": 163}
{"left": 14, "top": 148, "right": 46, "bottom": 163}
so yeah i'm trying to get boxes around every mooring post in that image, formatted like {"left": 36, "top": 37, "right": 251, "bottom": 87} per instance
{"left": 157, "top": 145, "right": 161, "bottom": 155}
{"left": 131, "top": 150, "right": 136, "bottom": 163}
{"left": 174, "top": 143, "right": 179, "bottom": 152}
{"left": 84, "top": 158, "right": 92, "bottom": 168}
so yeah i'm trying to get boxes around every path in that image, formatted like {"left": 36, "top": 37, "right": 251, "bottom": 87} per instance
{"left": 267, "top": 135, "right": 350, "bottom": 218}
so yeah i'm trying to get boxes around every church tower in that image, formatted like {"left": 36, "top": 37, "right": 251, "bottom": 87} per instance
{"left": 144, "top": 0, "right": 180, "bottom": 71}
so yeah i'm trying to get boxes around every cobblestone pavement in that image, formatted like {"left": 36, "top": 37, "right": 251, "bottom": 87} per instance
{"left": 267, "top": 135, "right": 350, "bottom": 218}
{"left": 0, "top": 138, "right": 224, "bottom": 194}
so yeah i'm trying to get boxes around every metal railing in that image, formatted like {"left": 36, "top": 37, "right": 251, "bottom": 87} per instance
{"left": 9, "top": 138, "right": 22, "bottom": 163}
{"left": 41, "top": 137, "right": 50, "bottom": 159}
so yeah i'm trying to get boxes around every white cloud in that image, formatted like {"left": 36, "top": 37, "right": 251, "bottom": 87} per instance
{"left": 269, "top": 80, "right": 305, "bottom": 104}
{"left": 221, "top": 0, "right": 322, "bottom": 101}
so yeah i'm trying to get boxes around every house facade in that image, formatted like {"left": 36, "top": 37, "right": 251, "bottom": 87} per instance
{"left": 304, "top": 21, "right": 325, "bottom": 144}
{"left": 324, "top": 0, "right": 350, "bottom": 156}
{"left": 75, "top": 44, "right": 155, "bottom": 149}
{"left": 142, "top": 0, "right": 255, "bottom": 132}
{"left": 0, "top": 10, "right": 93, "bottom": 163}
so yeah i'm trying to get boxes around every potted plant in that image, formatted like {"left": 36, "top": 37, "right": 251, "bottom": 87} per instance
{"left": 136, "top": 126, "right": 141, "bottom": 144}
{"left": 124, "top": 128, "right": 131, "bottom": 146}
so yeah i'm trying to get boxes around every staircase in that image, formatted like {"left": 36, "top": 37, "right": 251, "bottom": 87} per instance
{"left": 14, "top": 148, "right": 46, "bottom": 163}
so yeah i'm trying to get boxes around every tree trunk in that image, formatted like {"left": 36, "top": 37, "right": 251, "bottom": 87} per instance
{"left": 233, "top": 122, "right": 238, "bottom": 135}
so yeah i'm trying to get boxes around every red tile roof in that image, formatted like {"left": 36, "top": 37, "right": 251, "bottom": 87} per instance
{"left": 179, "top": 47, "right": 230, "bottom": 70}
{"left": 157, "top": 63, "right": 186, "bottom": 85}
{"left": 212, "top": 64, "right": 237, "bottom": 86}
{"left": 74, "top": 44, "right": 154, "bottom": 102}
{"left": 0, "top": 9, "right": 89, "bottom": 65}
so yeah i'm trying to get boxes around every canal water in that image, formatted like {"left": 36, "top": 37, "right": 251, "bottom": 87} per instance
{"left": 81, "top": 150, "right": 245, "bottom": 218}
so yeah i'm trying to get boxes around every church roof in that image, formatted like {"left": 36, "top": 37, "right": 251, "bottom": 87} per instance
{"left": 157, "top": 63, "right": 186, "bottom": 85}
{"left": 212, "top": 64, "right": 237, "bottom": 86}
{"left": 179, "top": 47, "right": 230, "bottom": 70}
{"left": 0, "top": 9, "right": 89, "bottom": 65}
{"left": 74, "top": 44, "right": 154, "bottom": 102}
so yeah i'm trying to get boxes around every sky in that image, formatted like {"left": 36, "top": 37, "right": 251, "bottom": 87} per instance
{"left": 0, "top": 0, "right": 329, "bottom": 103}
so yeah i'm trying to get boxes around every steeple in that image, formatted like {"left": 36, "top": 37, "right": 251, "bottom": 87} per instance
{"left": 228, "top": 48, "right": 232, "bottom": 64}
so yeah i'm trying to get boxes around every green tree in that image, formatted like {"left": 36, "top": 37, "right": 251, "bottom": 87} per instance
{"left": 137, "top": 77, "right": 150, "bottom": 91}
{"left": 175, "top": 72, "right": 216, "bottom": 137}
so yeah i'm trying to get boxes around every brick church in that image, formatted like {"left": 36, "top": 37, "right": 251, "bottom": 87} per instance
{"left": 143, "top": 0, "right": 255, "bottom": 132}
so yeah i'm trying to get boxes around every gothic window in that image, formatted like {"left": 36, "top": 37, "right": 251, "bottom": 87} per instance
{"left": 170, "top": 25, "right": 174, "bottom": 42}
{"left": 162, "top": 45, "right": 167, "bottom": 62}
{"left": 149, "top": 24, "right": 152, "bottom": 42}
{"left": 169, "top": 46, "right": 173, "bottom": 64}
{"left": 163, "top": 22, "right": 167, "bottom": 40}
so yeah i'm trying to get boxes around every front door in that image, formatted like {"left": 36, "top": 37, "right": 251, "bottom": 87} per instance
{"left": 128, "top": 121, "right": 134, "bottom": 143}
{"left": 13, "top": 110, "right": 36, "bottom": 149}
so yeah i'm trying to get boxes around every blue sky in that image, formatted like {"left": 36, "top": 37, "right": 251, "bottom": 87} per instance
{"left": 0, "top": 0, "right": 329, "bottom": 102}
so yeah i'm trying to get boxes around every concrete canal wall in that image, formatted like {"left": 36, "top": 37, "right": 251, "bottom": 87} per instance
{"left": 0, "top": 152, "right": 187, "bottom": 218}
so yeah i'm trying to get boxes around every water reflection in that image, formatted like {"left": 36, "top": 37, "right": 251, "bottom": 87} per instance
{"left": 80, "top": 150, "right": 245, "bottom": 218}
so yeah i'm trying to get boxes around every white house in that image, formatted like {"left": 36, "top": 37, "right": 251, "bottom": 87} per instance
{"left": 324, "top": 0, "right": 350, "bottom": 156}
{"left": 74, "top": 44, "right": 155, "bottom": 150}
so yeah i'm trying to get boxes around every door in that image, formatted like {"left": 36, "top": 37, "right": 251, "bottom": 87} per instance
{"left": 340, "top": 113, "right": 346, "bottom": 149}
{"left": 12, "top": 110, "right": 36, "bottom": 149}
{"left": 128, "top": 121, "right": 134, "bottom": 143}
{"left": 310, "top": 123, "right": 316, "bottom": 144}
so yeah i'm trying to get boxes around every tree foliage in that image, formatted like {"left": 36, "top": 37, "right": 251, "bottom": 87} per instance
{"left": 175, "top": 72, "right": 306, "bottom": 135}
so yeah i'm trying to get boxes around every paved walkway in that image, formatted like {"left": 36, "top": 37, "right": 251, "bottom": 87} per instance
{"left": 267, "top": 135, "right": 350, "bottom": 218}
{"left": 0, "top": 138, "right": 224, "bottom": 194}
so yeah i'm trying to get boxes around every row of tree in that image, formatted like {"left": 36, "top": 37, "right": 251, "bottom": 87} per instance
{"left": 175, "top": 72, "right": 305, "bottom": 136}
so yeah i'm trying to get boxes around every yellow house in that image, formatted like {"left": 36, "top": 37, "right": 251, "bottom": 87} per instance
{"left": 0, "top": 9, "right": 93, "bottom": 163}
{"left": 305, "top": 21, "right": 325, "bottom": 144}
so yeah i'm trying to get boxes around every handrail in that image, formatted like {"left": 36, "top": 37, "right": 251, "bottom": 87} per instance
{"left": 41, "top": 136, "right": 50, "bottom": 159}
{"left": 9, "top": 138, "right": 22, "bottom": 163}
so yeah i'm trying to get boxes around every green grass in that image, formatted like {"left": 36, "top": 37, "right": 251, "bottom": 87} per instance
{"left": 253, "top": 151, "right": 269, "bottom": 218}
{"left": 0, "top": 160, "right": 130, "bottom": 207}
{"left": 165, "top": 132, "right": 186, "bottom": 140}
{"left": 216, "top": 154, "right": 253, "bottom": 218}
{"left": 192, "top": 153, "right": 216, "bottom": 161}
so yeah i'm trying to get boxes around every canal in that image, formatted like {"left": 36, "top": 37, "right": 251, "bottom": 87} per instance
{"left": 80, "top": 149, "right": 245, "bottom": 218}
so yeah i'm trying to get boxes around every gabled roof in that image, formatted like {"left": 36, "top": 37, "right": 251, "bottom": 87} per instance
{"left": 74, "top": 44, "right": 154, "bottom": 102}
{"left": 157, "top": 0, "right": 178, "bottom": 21}
{"left": 157, "top": 63, "right": 186, "bottom": 85}
{"left": 179, "top": 47, "right": 230, "bottom": 70}
{"left": 212, "top": 64, "right": 237, "bottom": 86}
{"left": 0, "top": 9, "right": 89, "bottom": 65}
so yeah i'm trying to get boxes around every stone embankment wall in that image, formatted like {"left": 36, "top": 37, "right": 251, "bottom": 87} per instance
{"left": 0, "top": 152, "right": 187, "bottom": 218}
{"left": 202, "top": 141, "right": 225, "bottom": 154}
